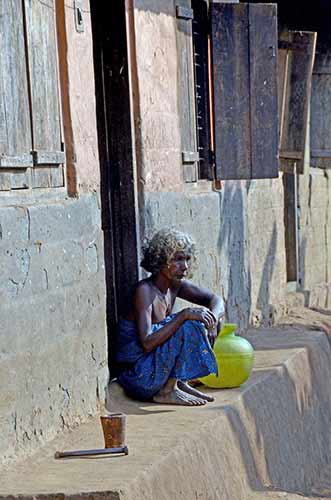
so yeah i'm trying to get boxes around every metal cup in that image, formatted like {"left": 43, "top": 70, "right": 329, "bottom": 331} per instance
{"left": 100, "top": 413, "right": 126, "bottom": 448}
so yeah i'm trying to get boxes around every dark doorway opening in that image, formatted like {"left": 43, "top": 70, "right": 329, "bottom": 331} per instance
{"left": 90, "top": 2, "right": 139, "bottom": 377}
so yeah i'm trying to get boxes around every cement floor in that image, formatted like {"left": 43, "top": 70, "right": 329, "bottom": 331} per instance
{"left": 1, "top": 313, "right": 331, "bottom": 499}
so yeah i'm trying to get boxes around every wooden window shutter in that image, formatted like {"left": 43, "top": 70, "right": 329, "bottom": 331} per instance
{"left": 310, "top": 52, "right": 331, "bottom": 168}
{"left": 278, "top": 31, "right": 317, "bottom": 174}
{"left": 23, "top": 0, "right": 65, "bottom": 188}
{"left": 210, "top": 3, "right": 278, "bottom": 180}
{"left": 0, "top": 1, "right": 33, "bottom": 190}
{"left": 176, "top": 0, "right": 199, "bottom": 182}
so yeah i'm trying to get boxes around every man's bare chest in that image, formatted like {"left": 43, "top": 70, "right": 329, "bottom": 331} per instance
{"left": 151, "top": 290, "right": 173, "bottom": 324}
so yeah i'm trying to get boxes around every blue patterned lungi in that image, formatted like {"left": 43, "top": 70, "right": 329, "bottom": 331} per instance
{"left": 116, "top": 314, "right": 218, "bottom": 401}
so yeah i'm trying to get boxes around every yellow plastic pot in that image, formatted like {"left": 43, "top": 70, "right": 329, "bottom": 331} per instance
{"left": 199, "top": 323, "right": 254, "bottom": 388}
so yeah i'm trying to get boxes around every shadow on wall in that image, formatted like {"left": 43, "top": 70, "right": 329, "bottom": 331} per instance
{"left": 244, "top": 343, "right": 331, "bottom": 494}
{"left": 255, "top": 221, "right": 278, "bottom": 325}
{"left": 134, "top": 0, "right": 175, "bottom": 16}
{"left": 217, "top": 181, "right": 252, "bottom": 328}
{"left": 299, "top": 171, "right": 331, "bottom": 309}
{"left": 132, "top": 0, "right": 190, "bottom": 35}
{"left": 217, "top": 181, "right": 281, "bottom": 328}
{"left": 299, "top": 234, "right": 310, "bottom": 304}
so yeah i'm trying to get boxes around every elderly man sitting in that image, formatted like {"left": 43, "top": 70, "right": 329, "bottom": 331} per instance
{"left": 116, "top": 228, "right": 225, "bottom": 406}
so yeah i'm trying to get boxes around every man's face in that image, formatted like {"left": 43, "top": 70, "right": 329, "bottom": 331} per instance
{"left": 162, "top": 251, "right": 191, "bottom": 282}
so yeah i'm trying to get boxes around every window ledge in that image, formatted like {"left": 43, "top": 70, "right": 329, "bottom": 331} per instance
{"left": 0, "top": 187, "right": 68, "bottom": 208}
{"left": 184, "top": 179, "right": 215, "bottom": 194}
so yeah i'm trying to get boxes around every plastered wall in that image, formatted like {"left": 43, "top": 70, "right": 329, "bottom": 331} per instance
{"left": 62, "top": 0, "right": 101, "bottom": 193}
{"left": 133, "top": 0, "right": 183, "bottom": 193}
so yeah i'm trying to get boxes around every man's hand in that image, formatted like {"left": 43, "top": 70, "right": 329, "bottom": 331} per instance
{"left": 207, "top": 326, "right": 218, "bottom": 348}
{"left": 181, "top": 307, "right": 217, "bottom": 330}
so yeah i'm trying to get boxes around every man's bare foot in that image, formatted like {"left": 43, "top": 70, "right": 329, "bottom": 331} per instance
{"left": 178, "top": 380, "right": 214, "bottom": 402}
{"left": 152, "top": 386, "right": 206, "bottom": 406}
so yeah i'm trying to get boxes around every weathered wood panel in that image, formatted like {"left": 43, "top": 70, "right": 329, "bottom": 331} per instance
{"left": 31, "top": 167, "right": 52, "bottom": 189}
{"left": 0, "top": 0, "right": 32, "bottom": 190}
{"left": 33, "top": 151, "right": 65, "bottom": 165}
{"left": 0, "top": 1, "right": 32, "bottom": 157}
{"left": 211, "top": 3, "right": 251, "bottom": 180}
{"left": 176, "top": 0, "right": 198, "bottom": 182}
{"left": 0, "top": 0, "right": 65, "bottom": 192}
{"left": 279, "top": 31, "right": 317, "bottom": 174}
{"left": 278, "top": 48, "right": 289, "bottom": 147}
{"left": 23, "top": 0, "right": 62, "bottom": 153}
{"left": 0, "top": 174, "right": 12, "bottom": 191}
{"left": 0, "top": 168, "right": 31, "bottom": 191}
{"left": 31, "top": 165, "right": 64, "bottom": 189}
{"left": 311, "top": 55, "right": 331, "bottom": 168}
{"left": 249, "top": 3, "right": 278, "bottom": 179}
{"left": 23, "top": 0, "right": 64, "bottom": 189}
{"left": 50, "top": 164, "right": 64, "bottom": 187}
{"left": 211, "top": 3, "right": 279, "bottom": 180}
{"left": 0, "top": 154, "right": 33, "bottom": 168}
{"left": 9, "top": 169, "right": 31, "bottom": 190}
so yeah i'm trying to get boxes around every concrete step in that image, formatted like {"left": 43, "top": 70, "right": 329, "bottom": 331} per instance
{"left": 312, "top": 465, "right": 331, "bottom": 497}
{"left": 1, "top": 326, "right": 331, "bottom": 499}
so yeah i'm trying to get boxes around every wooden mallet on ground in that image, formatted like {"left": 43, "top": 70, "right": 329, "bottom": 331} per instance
{"left": 54, "top": 413, "right": 128, "bottom": 459}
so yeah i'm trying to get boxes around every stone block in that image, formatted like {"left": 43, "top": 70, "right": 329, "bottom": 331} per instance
{"left": 0, "top": 206, "right": 30, "bottom": 242}
{"left": 28, "top": 195, "right": 100, "bottom": 243}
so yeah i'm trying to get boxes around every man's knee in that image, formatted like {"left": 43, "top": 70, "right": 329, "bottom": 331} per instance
{"left": 178, "top": 319, "right": 206, "bottom": 340}
{"left": 184, "top": 319, "right": 204, "bottom": 329}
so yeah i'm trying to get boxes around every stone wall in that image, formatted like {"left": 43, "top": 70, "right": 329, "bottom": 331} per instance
{"left": 298, "top": 111, "right": 331, "bottom": 308}
{"left": 0, "top": 194, "right": 108, "bottom": 465}
{"left": 298, "top": 168, "right": 331, "bottom": 306}
{"left": 133, "top": 0, "right": 182, "bottom": 195}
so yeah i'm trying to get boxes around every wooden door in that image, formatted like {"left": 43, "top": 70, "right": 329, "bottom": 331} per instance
{"left": 90, "top": 2, "right": 139, "bottom": 376}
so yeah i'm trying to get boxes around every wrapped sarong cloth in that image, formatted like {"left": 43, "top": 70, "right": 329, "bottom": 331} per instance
{"left": 116, "top": 314, "right": 218, "bottom": 401}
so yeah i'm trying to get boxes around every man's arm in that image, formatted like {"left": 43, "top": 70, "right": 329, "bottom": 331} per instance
{"left": 177, "top": 280, "right": 225, "bottom": 320}
{"left": 177, "top": 280, "right": 225, "bottom": 345}
{"left": 134, "top": 283, "right": 217, "bottom": 352}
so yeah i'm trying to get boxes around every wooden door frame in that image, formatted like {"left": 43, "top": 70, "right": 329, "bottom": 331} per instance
{"left": 90, "top": 1, "right": 140, "bottom": 373}
{"left": 283, "top": 170, "right": 299, "bottom": 289}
